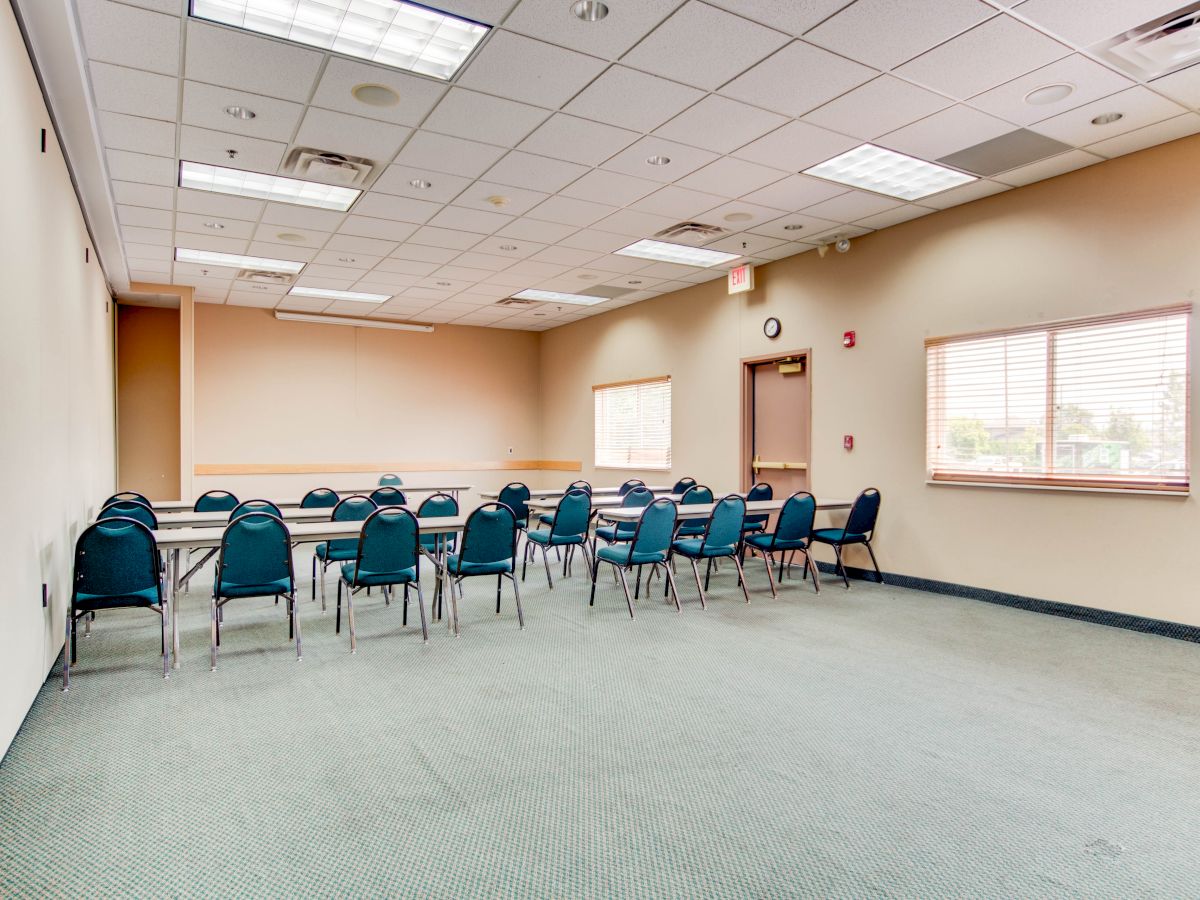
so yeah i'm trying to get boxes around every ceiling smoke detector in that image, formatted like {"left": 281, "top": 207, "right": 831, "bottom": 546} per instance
{"left": 1094, "top": 3, "right": 1200, "bottom": 78}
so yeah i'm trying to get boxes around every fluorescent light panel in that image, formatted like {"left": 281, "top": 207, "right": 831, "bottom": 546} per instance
{"left": 511, "top": 289, "right": 606, "bottom": 307}
{"left": 288, "top": 286, "right": 391, "bottom": 303}
{"left": 614, "top": 239, "right": 741, "bottom": 268}
{"left": 803, "top": 143, "right": 976, "bottom": 201}
{"left": 275, "top": 310, "right": 433, "bottom": 332}
{"left": 189, "top": 0, "right": 490, "bottom": 80}
{"left": 179, "top": 161, "right": 361, "bottom": 212}
{"left": 175, "top": 247, "right": 305, "bottom": 274}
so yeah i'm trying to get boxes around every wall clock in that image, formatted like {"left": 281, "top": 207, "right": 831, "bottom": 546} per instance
{"left": 763, "top": 317, "right": 781, "bottom": 339}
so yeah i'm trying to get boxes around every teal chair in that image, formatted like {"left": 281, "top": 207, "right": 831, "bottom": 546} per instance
{"left": 63, "top": 518, "right": 168, "bottom": 691}
{"left": 670, "top": 495, "right": 751, "bottom": 608}
{"left": 379, "top": 474, "right": 404, "bottom": 486}
{"left": 231, "top": 499, "right": 282, "bottom": 521}
{"left": 811, "top": 488, "right": 882, "bottom": 588}
{"left": 211, "top": 513, "right": 299, "bottom": 669}
{"left": 674, "top": 485, "right": 714, "bottom": 538}
{"left": 671, "top": 477, "right": 696, "bottom": 495}
{"left": 337, "top": 507, "right": 427, "bottom": 648}
{"left": 313, "top": 495, "right": 377, "bottom": 607}
{"left": 105, "top": 491, "right": 149, "bottom": 507}
{"left": 300, "top": 488, "right": 339, "bottom": 509}
{"left": 370, "top": 486, "right": 406, "bottom": 507}
{"left": 523, "top": 489, "right": 592, "bottom": 588}
{"left": 744, "top": 492, "right": 819, "bottom": 598}
{"left": 194, "top": 490, "right": 238, "bottom": 512}
{"left": 417, "top": 492, "right": 459, "bottom": 621}
{"left": 537, "top": 480, "right": 591, "bottom": 527}
{"left": 618, "top": 479, "right": 645, "bottom": 496}
{"left": 589, "top": 498, "right": 679, "bottom": 617}
{"left": 98, "top": 500, "right": 158, "bottom": 531}
{"left": 443, "top": 503, "right": 522, "bottom": 634}
{"left": 742, "top": 482, "right": 773, "bottom": 534}
{"left": 594, "top": 486, "right": 653, "bottom": 549}
{"left": 498, "top": 483, "right": 531, "bottom": 531}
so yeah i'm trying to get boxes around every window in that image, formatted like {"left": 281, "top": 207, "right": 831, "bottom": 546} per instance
{"left": 926, "top": 305, "right": 1190, "bottom": 492}
{"left": 594, "top": 377, "right": 672, "bottom": 470}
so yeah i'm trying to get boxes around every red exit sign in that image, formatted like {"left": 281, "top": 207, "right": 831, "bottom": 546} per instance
{"left": 727, "top": 263, "right": 755, "bottom": 294}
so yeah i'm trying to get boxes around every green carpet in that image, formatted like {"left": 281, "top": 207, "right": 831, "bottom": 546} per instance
{"left": 2, "top": 552, "right": 1198, "bottom": 898}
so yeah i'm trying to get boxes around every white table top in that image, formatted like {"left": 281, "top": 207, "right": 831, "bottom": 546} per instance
{"left": 598, "top": 497, "right": 852, "bottom": 521}
{"left": 153, "top": 515, "right": 470, "bottom": 552}
{"left": 481, "top": 484, "right": 673, "bottom": 501}
{"left": 152, "top": 507, "right": 345, "bottom": 528}
{"left": 148, "top": 484, "right": 472, "bottom": 511}
{"left": 526, "top": 490, "right": 692, "bottom": 511}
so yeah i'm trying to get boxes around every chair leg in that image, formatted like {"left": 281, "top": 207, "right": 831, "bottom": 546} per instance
{"left": 663, "top": 564, "right": 682, "bottom": 612}
{"left": 689, "top": 558, "right": 708, "bottom": 610}
{"left": 704, "top": 558, "right": 712, "bottom": 591}
{"left": 521, "top": 541, "right": 529, "bottom": 581}
{"left": 292, "top": 593, "right": 303, "bottom": 661}
{"left": 311, "top": 555, "right": 317, "bottom": 600}
{"left": 346, "top": 588, "right": 356, "bottom": 654}
{"left": 731, "top": 554, "right": 751, "bottom": 604}
{"left": 70, "top": 610, "right": 78, "bottom": 664}
{"left": 509, "top": 573, "right": 524, "bottom": 629}
{"left": 449, "top": 577, "right": 461, "bottom": 637}
{"left": 403, "top": 587, "right": 409, "bottom": 626}
{"left": 210, "top": 595, "right": 218, "bottom": 671}
{"left": 320, "top": 560, "right": 328, "bottom": 613}
{"left": 805, "top": 549, "right": 821, "bottom": 594}
{"left": 414, "top": 581, "right": 429, "bottom": 643}
{"left": 336, "top": 581, "right": 343, "bottom": 635}
{"left": 616, "top": 566, "right": 635, "bottom": 619}
{"left": 834, "top": 545, "right": 849, "bottom": 589}
{"left": 496, "top": 573, "right": 503, "bottom": 613}
{"left": 635, "top": 565, "right": 643, "bottom": 599}
{"left": 865, "top": 541, "right": 883, "bottom": 584}
{"left": 62, "top": 608, "right": 72, "bottom": 692}
{"left": 589, "top": 556, "right": 601, "bottom": 607}
{"left": 763, "top": 552, "right": 778, "bottom": 600}
{"left": 160, "top": 604, "right": 170, "bottom": 680}
{"left": 541, "top": 543, "right": 554, "bottom": 590}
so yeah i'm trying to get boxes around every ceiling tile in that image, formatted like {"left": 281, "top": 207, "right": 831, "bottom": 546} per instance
{"left": 527, "top": 195, "right": 618, "bottom": 227}
{"left": 78, "top": 0, "right": 179, "bottom": 75}
{"left": 703, "top": 0, "right": 858, "bottom": 35}
{"left": 749, "top": 212, "right": 840, "bottom": 240}
{"left": 177, "top": 212, "right": 257, "bottom": 238}
{"left": 805, "top": 223, "right": 874, "bottom": 243}
{"left": 434, "top": 265, "right": 498, "bottom": 282}
{"left": 226, "top": 292, "right": 279, "bottom": 309}
{"left": 124, "top": 241, "right": 172, "bottom": 262}
{"left": 300, "top": 264, "right": 370, "bottom": 282}
{"left": 703, "top": 232, "right": 786, "bottom": 255}
{"left": 374, "top": 256, "right": 443, "bottom": 277}
{"left": 184, "top": 20, "right": 323, "bottom": 103}
{"left": 919, "top": 178, "right": 1010, "bottom": 209}
{"left": 390, "top": 243, "right": 461, "bottom": 264}
{"left": 372, "top": 165, "right": 472, "bottom": 203}
{"left": 181, "top": 81, "right": 304, "bottom": 143}
{"left": 244, "top": 242, "right": 313, "bottom": 262}
{"left": 422, "top": 88, "right": 550, "bottom": 147}
{"left": 88, "top": 62, "right": 178, "bottom": 121}
{"left": 968, "top": 55, "right": 1134, "bottom": 126}
{"left": 591, "top": 208, "right": 678, "bottom": 237}
{"left": 261, "top": 203, "right": 347, "bottom": 231}
{"left": 628, "top": 184, "right": 729, "bottom": 218}
{"left": 992, "top": 148, "right": 1104, "bottom": 185}
{"left": 427, "top": 206, "right": 513, "bottom": 235}
{"left": 454, "top": 182, "right": 549, "bottom": 217}
{"left": 117, "top": 204, "right": 174, "bottom": 229}
{"left": 308, "top": 58, "right": 448, "bottom": 127}
{"left": 528, "top": 246, "right": 601, "bottom": 268}
{"left": 177, "top": 188, "right": 264, "bottom": 220}
{"left": 1013, "top": 0, "right": 1191, "bottom": 47}
{"left": 502, "top": 0, "right": 684, "bottom": 59}
{"left": 653, "top": 94, "right": 788, "bottom": 155}
{"left": 517, "top": 114, "right": 641, "bottom": 167}
{"left": 564, "top": 66, "right": 705, "bottom": 132}
{"left": 456, "top": 30, "right": 608, "bottom": 107}
{"left": 698, "top": 200, "right": 787, "bottom": 230}
{"left": 121, "top": 225, "right": 172, "bottom": 246}
{"left": 1086, "top": 113, "right": 1200, "bottom": 158}
{"left": 105, "top": 149, "right": 175, "bottom": 186}
{"left": 409, "top": 226, "right": 485, "bottom": 250}
{"left": 251, "top": 222, "right": 327, "bottom": 247}
{"left": 600, "top": 137, "right": 719, "bottom": 183}
{"left": 292, "top": 108, "right": 411, "bottom": 164}
{"left": 879, "top": 105, "right": 1014, "bottom": 159}
{"left": 179, "top": 124, "right": 287, "bottom": 172}
{"left": 804, "top": 0, "right": 994, "bottom": 70}
{"left": 171, "top": 232, "right": 251, "bottom": 253}
{"left": 1151, "top": 66, "right": 1200, "bottom": 109}
{"left": 293, "top": 274, "right": 362, "bottom": 291}
{"left": 351, "top": 193, "right": 442, "bottom": 224}
{"left": 453, "top": 251, "right": 519, "bottom": 271}
{"left": 335, "top": 215, "right": 418, "bottom": 242}
{"left": 483, "top": 151, "right": 589, "bottom": 193}
{"left": 675, "top": 157, "right": 788, "bottom": 197}
{"left": 97, "top": 112, "right": 177, "bottom": 157}
{"left": 277, "top": 295, "right": 333, "bottom": 311}
{"left": 114, "top": 181, "right": 175, "bottom": 210}
{"left": 621, "top": 2, "right": 790, "bottom": 91}
{"left": 1028, "top": 86, "right": 1186, "bottom": 146}
{"left": 117, "top": 0, "right": 182, "bottom": 14}
{"left": 895, "top": 16, "right": 1068, "bottom": 100}
{"left": 496, "top": 217, "right": 580, "bottom": 243}
{"left": 556, "top": 229, "right": 635, "bottom": 253}
{"left": 854, "top": 204, "right": 936, "bottom": 228}
{"left": 740, "top": 174, "right": 847, "bottom": 211}
{"left": 562, "top": 169, "right": 660, "bottom": 206}
{"left": 801, "top": 190, "right": 904, "bottom": 220}
{"left": 324, "top": 233, "right": 398, "bottom": 257}
{"left": 720, "top": 41, "right": 876, "bottom": 117}
{"left": 393, "top": 131, "right": 508, "bottom": 178}
{"left": 803, "top": 75, "right": 951, "bottom": 140}
{"left": 471, "top": 236, "right": 547, "bottom": 259}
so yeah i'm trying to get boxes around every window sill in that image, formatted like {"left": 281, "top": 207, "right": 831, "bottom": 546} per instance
{"left": 595, "top": 465, "right": 672, "bottom": 472}
{"left": 926, "top": 479, "right": 1189, "bottom": 497}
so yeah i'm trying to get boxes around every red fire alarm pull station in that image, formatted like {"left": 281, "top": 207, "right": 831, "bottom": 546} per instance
{"left": 844, "top": 435, "right": 854, "bottom": 451}
{"left": 843, "top": 330, "right": 856, "bottom": 348}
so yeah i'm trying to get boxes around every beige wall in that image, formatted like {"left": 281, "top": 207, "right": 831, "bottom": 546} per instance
{"left": 539, "top": 136, "right": 1200, "bottom": 628}
{"left": 0, "top": 4, "right": 116, "bottom": 757}
{"left": 117, "top": 305, "right": 180, "bottom": 500}
{"left": 192, "top": 304, "right": 546, "bottom": 505}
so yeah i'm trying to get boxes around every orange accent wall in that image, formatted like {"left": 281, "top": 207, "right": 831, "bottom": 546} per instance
{"left": 116, "top": 305, "right": 181, "bottom": 501}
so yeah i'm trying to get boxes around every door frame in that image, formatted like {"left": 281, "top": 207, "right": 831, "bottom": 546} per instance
{"left": 739, "top": 348, "right": 812, "bottom": 493}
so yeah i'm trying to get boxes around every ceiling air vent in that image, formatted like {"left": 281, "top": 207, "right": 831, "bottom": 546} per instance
{"left": 237, "top": 269, "right": 296, "bottom": 285}
{"left": 282, "top": 148, "right": 375, "bottom": 187}
{"left": 1094, "top": 3, "right": 1200, "bottom": 79}
{"left": 654, "top": 221, "right": 727, "bottom": 244}
{"left": 495, "top": 297, "right": 539, "bottom": 307}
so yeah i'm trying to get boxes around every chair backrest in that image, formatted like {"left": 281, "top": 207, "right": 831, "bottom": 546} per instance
{"left": 773, "top": 492, "right": 817, "bottom": 545}
{"left": 549, "top": 489, "right": 592, "bottom": 538}
{"left": 744, "top": 482, "right": 773, "bottom": 525}
{"left": 618, "top": 479, "right": 645, "bottom": 496}
{"left": 216, "top": 513, "right": 293, "bottom": 596}
{"left": 568, "top": 480, "right": 592, "bottom": 495}
{"left": 671, "top": 477, "right": 696, "bottom": 494}
{"left": 328, "top": 495, "right": 378, "bottom": 554}
{"left": 72, "top": 518, "right": 161, "bottom": 603}
{"left": 379, "top": 473, "right": 403, "bottom": 486}
{"left": 630, "top": 498, "right": 677, "bottom": 558}
{"left": 105, "top": 491, "right": 149, "bottom": 507}
{"left": 417, "top": 493, "right": 459, "bottom": 549}
{"left": 370, "top": 486, "right": 407, "bottom": 506}
{"left": 497, "top": 482, "right": 531, "bottom": 521}
{"left": 98, "top": 500, "right": 157, "bottom": 530}
{"left": 844, "top": 488, "right": 881, "bottom": 537}
{"left": 231, "top": 499, "right": 282, "bottom": 521}
{"left": 300, "top": 488, "right": 339, "bottom": 509}
{"left": 616, "top": 485, "right": 654, "bottom": 536}
{"left": 352, "top": 507, "right": 421, "bottom": 582}
{"left": 680, "top": 485, "right": 714, "bottom": 506}
{"left": 194, "top": 490, "right": 238, "bottom": 512}
{"left": 703, "top": 495, "right": 746, "bottom": 551}
{"left": 458, "top": 503, "right": 517, "bottom": 567}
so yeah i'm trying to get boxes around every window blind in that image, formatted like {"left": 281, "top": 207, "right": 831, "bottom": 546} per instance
{"left": 594, "top": 377, "right": 672, "bottom": 470}
{"left": 926, "top": 305, "right": 1190, "bottom": 491}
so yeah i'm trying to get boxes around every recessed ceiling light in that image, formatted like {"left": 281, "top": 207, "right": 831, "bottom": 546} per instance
{"left": 803, "top": 143, "right": 976, "bottom": 201}
{"left": 180, "top": 161, "right": 361, "bottom": 212}
{"left": 627, "top": 279, "right": 642, "bottom": 285}
{"left": 287, "top": 287, "right": 390, "bottom": 303}
{"left": 276, "top": 232, "right": 306, "bottom": 242}
{"left": 1091, "top": 112, "right": 1124, "bottom": 125}
{"left": 189, "top": 0, "right": 490, "bottom": 81}
{"left": 351, "top": 83, "right": 400, "bottom": 108}
{"left": 202, "top": 221, "right": 225, "bottom": 230}
{"left": 723, "top": 212, "right": 753, "bottom": 223}
{"left": 223, "top": 105, "right": 255, "bottom": 120}
{"left": 571, "top": 0, "right": 609, "bottom": 21}
{"left": 175, "top": 247, "right": 304, "bottom": 275}
{"left": 408, "top": 178, "right": 432, "bottom": 189}
{"left": 577, "top": 274, "right": 599, "bottom": 280}
{"left": 533, "top": 312, "right": 547, "bottom": 317}
{"left": 1024, "top": 83, "right": 1075, "bottom": 106}
{"left": 783, "top": 224, "right": 805, "bottom": 231}
{"left": 511, "top": 289, "right": 606, "bottom": 306}
{"left": 486, "top": 195, "right": 510, "bottom": 207}
{"left": 615, "top": 238, "right": 741, "bottom": 268}
{"left": 499, "top": 244, "right": 518, "bottom": 251}
{"left": 337, "top": 257, "right": 357, "bottom": 264}
{"left": 436, "top": 281, "right": 452, "bottom": 286}
{"left": 646, "top": 155, "right": 671, "bottom": 166}
{"left": 250, "top": 285, "right": 268, "bottom": 291}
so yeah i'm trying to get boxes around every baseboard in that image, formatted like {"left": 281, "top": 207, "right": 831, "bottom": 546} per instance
{"left": 813, "top": 562, "right": 1200, "bottom": 644}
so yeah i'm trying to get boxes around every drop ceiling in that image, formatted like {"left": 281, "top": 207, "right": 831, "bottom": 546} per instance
{"left": 18, "top": 0, "right": 1200, "bottom": 331}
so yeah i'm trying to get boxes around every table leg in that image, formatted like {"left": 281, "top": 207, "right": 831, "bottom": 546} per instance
{"left": 168, "top": 548, "right": 181, "bottom": 670}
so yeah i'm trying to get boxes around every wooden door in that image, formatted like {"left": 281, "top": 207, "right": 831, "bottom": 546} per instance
{"left": 747, "top": 355, "right": 811, "bottom": 497}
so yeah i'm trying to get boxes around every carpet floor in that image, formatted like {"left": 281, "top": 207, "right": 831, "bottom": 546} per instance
{"left": 2, "top": 550, "right": 1198, "bottom": 898}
